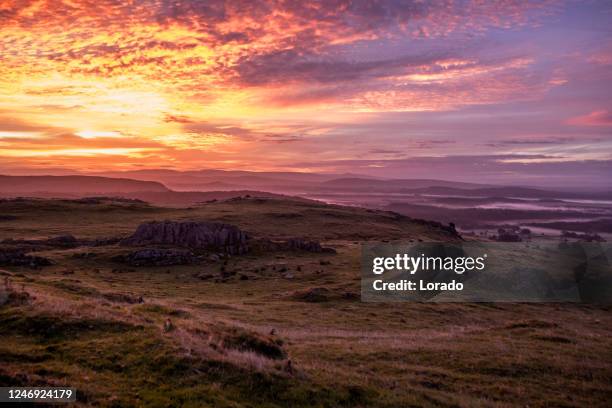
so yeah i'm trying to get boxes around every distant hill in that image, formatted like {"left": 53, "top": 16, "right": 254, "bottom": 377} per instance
{"left": 0, "top": 175, "right": 169, "bottom": 194}
{"left": 95, "top": 169, "right": 367, "bottom": 183}
{"left": 118, "top": 190, "right": 308, "bottom": 206}
{"left": 0, "top": 174, "right": 308, "bottom": 206}
{"left": 316, "top": 178, "right": 612, "bottom": 200}
{"left": 3, "top": 172, "right": 609, "bottom": 206}
{"left": 92, "top": 169, "right": 379, "bottom": 192}
{"left": 319, "top": 178, "right": 491, "bottom": 191}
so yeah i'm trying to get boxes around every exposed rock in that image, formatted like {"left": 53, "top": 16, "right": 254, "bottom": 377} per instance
{"left": 258, "top": 238, "right": 336, "bottom": 253}
{"left": 292, "top": 287, "right": 331, "bottom": 303}
{"left": 406, "top": 216, "right": 462, "bottom": 238}
{"left": 113, "top": 249, "right": 198, "bottom": 266}
{"left": 496, "top": 232, "right": 522, "bottom": 242}
{"left": 561, "top": 231, "right": 605, "bottom": 242}
{"left": 195, "top": 272, "right": 215, "bottom": 280}
{"left": 86, "top": 236, "right": 123, "bottom": 247}
{"left": 494, "top": 227, "right": 523, "bottom": 242}
{"left": 285, "top": 238, "right": 335, "bottom": 253}
{"left": 46, "top": 234, "right": 78, "bottom": 247}
{"left": 121, "top": 221, "right": 248, "bottom": 254}
{"left": 0, "top": 234, "right": 81, "bottom": 252}
{"left": 0, "top": 248, "right": 52, "bottom": 268}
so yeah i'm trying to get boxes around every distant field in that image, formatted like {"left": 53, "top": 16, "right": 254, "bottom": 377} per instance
{"left": 305, "top": 191, "right": 612, "bottom": 237}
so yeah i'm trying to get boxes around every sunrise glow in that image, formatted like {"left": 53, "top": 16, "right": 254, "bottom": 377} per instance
{"left": 0, "top": 0, "right": 610, "bottom": 184}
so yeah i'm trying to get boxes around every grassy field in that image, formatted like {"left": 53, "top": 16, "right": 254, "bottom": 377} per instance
{"left": 1, "top": 197, "right": 611, "bottom": 407}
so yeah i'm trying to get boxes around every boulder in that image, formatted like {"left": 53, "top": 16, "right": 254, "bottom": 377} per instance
{"left": 113, "top": 249, "right": 198, "bottom": 266}
{"left": 284, "top": 238, "right": 335, "bottom": 253}
{"left": 0, "top": 248, "right": 52, "bottom": 268}
{"left": 121, "top": 221, "right": 249, "bottom": 254}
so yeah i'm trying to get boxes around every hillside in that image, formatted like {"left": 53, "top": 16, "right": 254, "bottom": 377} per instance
{"left": 1, "top": 197, "right": 611, "bottom": 406}
{"left": 93, "top": 169, "right": 351, "bottom": 192}
{"left": 0, "top": 196, "right": 457, "bottom": 241}
{"left": 93, "top": 170, "right": 488, "bottom": 193}
{"left": 0, "top": 175, "right": 169, "bottom": 194}
{"left": 319, "top": 178, "right": 490, "bottom": 191}
{"left": 0, "top": 175, "right": 308, "bottom": 206}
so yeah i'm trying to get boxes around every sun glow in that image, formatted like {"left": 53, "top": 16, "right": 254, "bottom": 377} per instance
{"left": 0, "top": 0, "right": 608, "bottom": 177}
{"left": 76, "top": 131, "right": 123, "bottom": 139}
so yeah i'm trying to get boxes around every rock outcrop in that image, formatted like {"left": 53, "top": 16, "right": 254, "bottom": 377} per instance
{"left": 121, "top": 221, "right": 249, "bottom": 255}
{"left": 283, "top": 238, "right": 336, "bottom": 253}
{"left": 258, "top": 238, "right": 336, "bottom": 253}
{"left": 292, "top": 287, "right": 331, "bottom": 302}
{"left": 113, "top": 249, "right": 198, "bottom": 266}
{"left": 1, "top": 234, "right": 79, "bottom": 249}
{"left": 0, "top": 248, "right": 52, "bottom": 268}
{"left": 46, "top": 234, "right": 78, "bottom": 247}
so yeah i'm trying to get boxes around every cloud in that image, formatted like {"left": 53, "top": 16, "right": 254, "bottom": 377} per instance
{"left": 2, "top": 0, "right": 610, "bottom": 189}
{"left": 234, "top": 49, "right": 454, "bottom": 86}
{"left": 163, "top": 114, "right": 195, "bottom": 124}
{"left": 0, "top": 115, "right": 62, "bottom": 133}
{"left": 256, "top": 56, "right": 555, "bottom": 111}
{"left": 483, "top": 137, "right": 595, "bottom": 147}
{"left": 567, "top": 110, "right": 612, "bottom": 127}
{"left": 0, "top": 0, "right": 558, "bottom": 106}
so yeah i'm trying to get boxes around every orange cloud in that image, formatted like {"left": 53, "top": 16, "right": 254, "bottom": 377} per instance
{"left": 0, "top": 0, "right": 568, "bottom": 171}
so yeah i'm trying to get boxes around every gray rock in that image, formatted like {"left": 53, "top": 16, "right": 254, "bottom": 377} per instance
{"left": 114, "top": 249, "right": 197, "bottom": 266}
{"left": 259, "top": 238, "right": 336, "bottom": 253}
{"left": 0, "top": 248, "right": 52, "bottom": 268}
{"left": 121, "top": 221, "right": 249, "bottom": 255}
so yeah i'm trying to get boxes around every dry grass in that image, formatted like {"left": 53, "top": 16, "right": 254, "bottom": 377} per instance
{"left": 1, "top": 198, "right": 611, "bottom": 407}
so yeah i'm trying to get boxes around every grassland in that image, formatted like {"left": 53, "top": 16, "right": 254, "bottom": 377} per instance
{"left": 0, "top": 197, "right": 611, "bottom": 407}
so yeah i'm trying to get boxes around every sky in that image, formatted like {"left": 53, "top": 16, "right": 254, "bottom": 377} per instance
{"left": 0, "top": 0, "right": 611, "bottom": 188}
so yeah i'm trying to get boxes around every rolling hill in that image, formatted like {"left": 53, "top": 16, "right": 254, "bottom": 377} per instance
{"left": 0, "top": 175, "right": 169, "bottom": 194}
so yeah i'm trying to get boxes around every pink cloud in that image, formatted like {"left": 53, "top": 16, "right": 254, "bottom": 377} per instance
{"left": 567, "top": 110, "right": 612, "bottom": 127}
